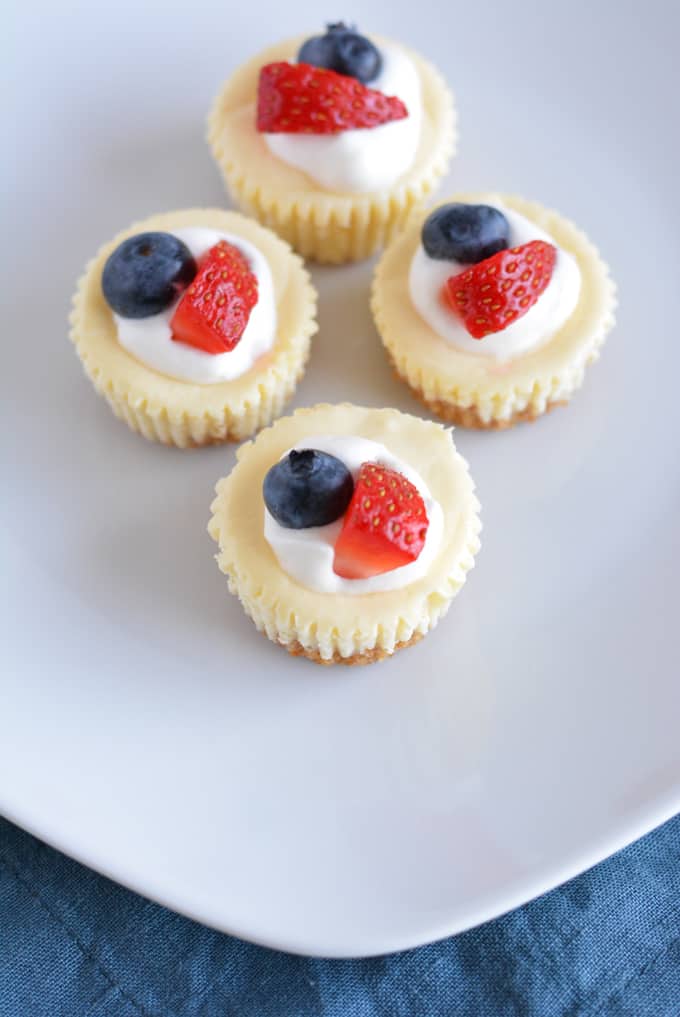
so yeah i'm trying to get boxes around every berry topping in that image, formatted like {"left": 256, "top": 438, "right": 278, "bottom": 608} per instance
{"left": 422, "top": 204, "right": 510, "bottom": 263}
{"left": 102, "top": 232, "right": 196, "bottom": 319}
{"left": 297, "top": 23, "right": 382, "bottom": 84}
{"left": 333, "top": 463, "right": 428, "bottom": 579}
{"left": 257, "top": 62, "right": 407, "bottom": 134}
{"left": 264, "top": 450, "right": 355, "bottom": 529}
{"left": 170, "top": 241, "right": 258, "bottom": 355}
{"left": 446, "top": 240, "right": 557, "bottom": 339}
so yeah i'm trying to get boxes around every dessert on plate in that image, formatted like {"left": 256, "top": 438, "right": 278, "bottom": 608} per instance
{"left": 70, "top": 209, "right": 317, "bottom": 447}
{"left": 207, "top": 23, "right": 456, "bottom": 263}
{"left": 372, "top": 193, "right": 617, "bottom": 428}
{"left": 208, "top": 404, "right": 481, "bottom": 665}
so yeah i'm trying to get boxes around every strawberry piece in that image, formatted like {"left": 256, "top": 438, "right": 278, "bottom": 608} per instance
{"left": 333, "top": 463, "right": 428, "bottom": 580}
{"left": 445, "top": 240, "right": 557, "bottom": 339}
{"left": 170, "top": 241, "right": 258, "bottom": 354}
{"left": 256, "top": 61, "right": 408, "bottom": 134}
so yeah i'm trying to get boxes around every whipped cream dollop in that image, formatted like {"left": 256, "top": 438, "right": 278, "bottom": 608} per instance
{"left": 409, "top": 204, "right": 581, "bottom": 361}
{"left": 114, "top": 227, "right": 277, "bottom": 384}
{"left": 264, "top": 42, "right": 421, "bottom": 194}
{"left": 264, "top": 435, "right": 443, "bottom": 595}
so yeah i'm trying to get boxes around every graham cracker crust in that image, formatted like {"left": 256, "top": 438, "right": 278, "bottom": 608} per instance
{"left": 278, "top": 631, "right": 424, "bottom": 666}
{"left": 407, "top": 379, "right": 567, "bottom": 430}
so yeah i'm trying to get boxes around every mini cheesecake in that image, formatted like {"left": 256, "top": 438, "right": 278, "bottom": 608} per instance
{"left": 372, "top": 193, "right": 617, "bottom": 428}
{"left": 207, "top": 23, "right": 456, "bottom": 264}
{"left": 208, "top": 403, "right": 481, "bottom": 665}
{"left": 70, "top": 209, "right": 318, "bottom": 446}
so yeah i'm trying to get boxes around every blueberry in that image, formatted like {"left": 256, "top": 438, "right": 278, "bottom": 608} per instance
{"left": 263, "top": 449, "right": 354, "bottom": 529}
{"left": 101, "top": 232, "right": 196, "bottom": 318}
{"left": 421, "top": 204, "right": 510, "bottom": 264}
{"left": 297, "top": 33, "right": 340, "bottom": 72}
{"left": 297, "top": 23, "right": 382, "bottom": 84}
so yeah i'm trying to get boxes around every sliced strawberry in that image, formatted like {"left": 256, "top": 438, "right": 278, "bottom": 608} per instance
{"left": 256, "top": 61, "right": 408, "bottom": 134}
{"left": 170, "top": 241, "right": 258, "bottom": 354}
{"left": 333, "top": 463, "right": 428, "bottom": 580}
{"left": 445, "top": 240, "right": 557, "bottom": 339}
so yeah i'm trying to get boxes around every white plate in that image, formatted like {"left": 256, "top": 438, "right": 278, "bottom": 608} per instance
{"left": 2, "top": 0, "right": 679, "bottom": 958}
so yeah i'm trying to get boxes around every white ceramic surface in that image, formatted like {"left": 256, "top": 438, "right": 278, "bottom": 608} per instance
{"left": 2, "top": 0, "right": 679, "bottom": 958}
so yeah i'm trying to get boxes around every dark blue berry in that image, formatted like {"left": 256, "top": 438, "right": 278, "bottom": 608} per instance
{"left": 421, "top": 204, "right": 510, "bottom": 264}
{"left": 297, "top": 23, "right": 382, "bottom": 84}
{"left": 263, "top": 449, "right": 354, "bottom": 529}
{"left": 102, "top": 232, "right": 196, "bottom": 318}
{"left": 297, "top": 33, "right": 340, "bottom": 72}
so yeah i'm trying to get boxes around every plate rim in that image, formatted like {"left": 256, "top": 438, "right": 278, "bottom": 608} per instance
{"left": 2, "top": 787, "right": 678, "bottom": 957}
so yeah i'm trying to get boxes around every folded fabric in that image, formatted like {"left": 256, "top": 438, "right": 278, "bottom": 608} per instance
{"left": 0, "top": 814, "right": 678, "bottom": 1017}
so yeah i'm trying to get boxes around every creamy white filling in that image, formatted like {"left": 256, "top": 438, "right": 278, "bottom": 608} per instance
{"left": 409, "top": 205, "right": 582, "bottom": 361}
{"left": 114, "top": 227, "right": 277, "bottom": 384}
{"left": 264, "top": 435, "right": 443, "bottom": 595}
{"left": 264, "top": 42, "right": 421, "bottom": 194}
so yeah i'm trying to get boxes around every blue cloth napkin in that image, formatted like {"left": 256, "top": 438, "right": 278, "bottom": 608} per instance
{"left": 1, "top": 814, "right": 678, "bottom": 1017}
